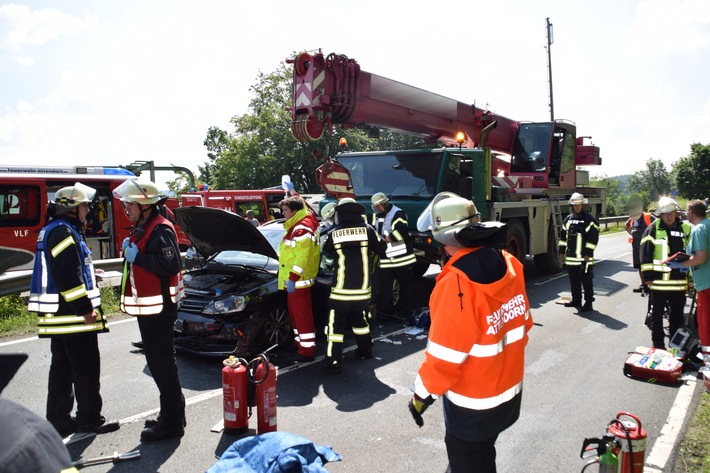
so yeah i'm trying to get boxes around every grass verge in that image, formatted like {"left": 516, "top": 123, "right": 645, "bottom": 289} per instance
{"left": 677, "top": 390, "right": 710, "bottom": 472}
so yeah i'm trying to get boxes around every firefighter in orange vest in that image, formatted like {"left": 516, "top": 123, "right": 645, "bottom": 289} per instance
{"left": 409, "top": 192, "right": 533, "bottom": 473}
{"left": 113, "top": 179, "right": 186, "bottom": 442}
{"left": 624, "top": 195, "right": 656, "bottom": 293}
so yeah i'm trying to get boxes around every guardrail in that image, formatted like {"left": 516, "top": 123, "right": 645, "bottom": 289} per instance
{"left": 0, "top": 258, "right": 125, "bottom": 297}
{"left": 599, "top": 215, "right": 629, "bottom": 230}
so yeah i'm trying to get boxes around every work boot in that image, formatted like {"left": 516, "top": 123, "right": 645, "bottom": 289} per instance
{"left": 632, "top": 285, "right": 644, "bottom": 293}
{"left": 131, "top": 341, "right": 144, "bottom": 349}
{"left": 76, "top": 416, "right": 120, "bottom": 434}
{"left": 354, "top": 348, "right": 373, "bottom": 360}
{"left": 52, "top": 417, "right": 76, "bottom": 438}
{"left": 140, "top": 422, "right": 184, "bottom": 442}
{"left": 580, "top": 301, "right": 593, "bottom": 312}
{"left": 321, "top": 358, "right": 342, "bottom": 374}
{"left": 564, "top": 300, "right": 582, "bottom": 308}
{"left": 145, "top": 415, "right": 187, "bottom": 429}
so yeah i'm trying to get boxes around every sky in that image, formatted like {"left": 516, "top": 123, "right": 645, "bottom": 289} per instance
{"left": 1, "top": 0, "right": 709, "bottom": 190}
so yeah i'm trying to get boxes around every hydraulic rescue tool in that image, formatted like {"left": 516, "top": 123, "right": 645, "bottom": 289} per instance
{"left": 72, "top": 449, "right": 140, "bottom": 469}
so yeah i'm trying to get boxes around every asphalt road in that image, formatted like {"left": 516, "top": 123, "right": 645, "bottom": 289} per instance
{"left": 1, "top": 231, "right": 705, "bottom": 472}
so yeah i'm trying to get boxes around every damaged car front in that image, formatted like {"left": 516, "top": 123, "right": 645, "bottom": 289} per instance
{"left": 173, "top": 207, "right": 291, "bottom": 357}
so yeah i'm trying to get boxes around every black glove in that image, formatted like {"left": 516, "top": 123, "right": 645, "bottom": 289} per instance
{"left": 408, "top": 394, "right": 434, "bottom": 428}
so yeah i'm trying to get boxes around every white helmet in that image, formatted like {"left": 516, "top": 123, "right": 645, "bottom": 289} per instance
{"left": 335, "top": 197, "right": 365, "bottom": 215}
{"left": 112, "top": 179, "right": 162, "bottom": 205}
{"left": 320, "top": 202, "right": 336, "bottom": 220}
{"left": 371, "top": 192, "right": 389, "bottom": 212}
{"left": 657, "top": 196, "right": 679, "bottom": 214}
{"left": 54, "top": 182, "right": 96, "bottom": 208}
{"left": 417, "top": 192, "right": 480, "bottom": 247}
{"left": 568, "top": 192, "right": 587, "bottom": 205}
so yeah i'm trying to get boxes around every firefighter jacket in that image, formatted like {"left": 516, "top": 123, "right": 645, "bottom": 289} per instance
{"left": 413, "top": 246, "right": 533, "bottom": 442}
{"left": 558, "top": 210, "right": 600, "bottom": 266}
{"left": 29, "top": 216, "right": 106, "bottom": 337}
{"left": 371, "top": 204, "right": 416, "bottom": 269}
{"left": 120, "top": 209, "right": 184, "bottom": 315}
{"left": 322, "top": 214, "right": 387, "bottom": 303}
{"left": 640, "top": 217, "right": 691, "bottom": 292}
{"left": 278, "top": 208, "right": 320, "bottom": 290}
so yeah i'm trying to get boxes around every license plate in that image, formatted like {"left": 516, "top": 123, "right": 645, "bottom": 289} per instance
{"left": 174, "top": 319, "right": 184, "bottom": 333}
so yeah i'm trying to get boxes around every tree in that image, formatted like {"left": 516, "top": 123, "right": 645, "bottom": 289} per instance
{"left": 673, "top": 143, "right": 710, "bottom": 200}
{"left": 627, "top": 158, "right": 672, "bottom": 204}
{"left": 589, "top": 174, "right": 624, "bottom": 216}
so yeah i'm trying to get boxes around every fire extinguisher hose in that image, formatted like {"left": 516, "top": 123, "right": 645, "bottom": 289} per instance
{"left": 247, "top": 354, "right": 271, "bottom": 385}
{"left": 608, "top": 419, "right": 635, "bottom": 473}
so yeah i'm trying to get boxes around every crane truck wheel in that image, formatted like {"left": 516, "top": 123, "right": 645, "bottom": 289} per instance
{"left": 505, "top": 219, "right": 527, "bottom": 264}
{"left": 534, "top": 222, "right": 563, "bottom": 274}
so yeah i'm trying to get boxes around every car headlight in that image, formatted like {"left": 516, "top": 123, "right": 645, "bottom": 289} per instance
{"left": 203, "top": 295, "right": 247, "bottom": 314}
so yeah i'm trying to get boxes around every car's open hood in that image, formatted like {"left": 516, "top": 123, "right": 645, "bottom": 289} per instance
{"left": 173, "top": 207, "right": 278, "bottom": 260}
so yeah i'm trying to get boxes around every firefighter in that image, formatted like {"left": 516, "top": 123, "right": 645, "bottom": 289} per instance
{"left": 624, "top": 195, "right": 656, "bottom": 293}
{"left": 321, "top": 198, "right": 387, "bottom": 373}
{"left": 278, "top": 196, "right": 320, "bottom": 362}
{"left": 409, "top": 192, "right": 533, "bottom": 473}
{"left": 371, "top": 192, "right": 417, "bottom": 320}
{"left": 559, "top": 192, "right": 600, "bottom": 311}
{"left": 113, "top": 179, "right": 186, "bottom": 441}
{"left": 640, "top": 196, "right": 691, "bottom": 349}
{"left": 28, "top": 183, "right": 119, "bottom": 438}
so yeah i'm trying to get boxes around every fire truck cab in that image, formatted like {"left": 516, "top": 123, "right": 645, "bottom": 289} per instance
{"left": 0, "top": 165, "right": 189, "bottom": 268}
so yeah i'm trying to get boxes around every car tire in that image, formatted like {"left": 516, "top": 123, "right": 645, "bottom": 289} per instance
{"left": 254, "top": 300, "right": 292, "bottom": 353}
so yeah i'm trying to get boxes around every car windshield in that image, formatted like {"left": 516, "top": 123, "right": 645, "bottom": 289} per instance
{"left": 258, "top": 222, "right": 286, "bottom": 255}
{"left": 338, "top": 152, "right": 441, "bottom": 198}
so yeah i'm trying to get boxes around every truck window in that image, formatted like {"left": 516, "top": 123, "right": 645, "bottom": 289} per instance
{"left": 511, "top": 123, "right": 553, "bottom": 173}
{"left": 0, "top": 185, "right": 42, "bottom": 227}
{"left": 441, "top": 153, "right": 463, "bottom": 195}
{"left": 339, "top": 153, "right": 439, "bottom": 198}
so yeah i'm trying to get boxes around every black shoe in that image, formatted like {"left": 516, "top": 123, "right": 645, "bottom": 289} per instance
{"left": 295, "top": 354, "right": 315, "bottom": 363}
{"left": 580, "top": 302, "right": 593, "bottom": 312}
{"left": 76, "top": 417, "right": 120, "bottom": 434}
{"left": 53, "top": 418, "right": 77, "bottom": 438}
{"left": 145, "top": 416, "right": 187, "bottom": 428}
{"left": 354, "top": 348, "right": 373, "bottom": 360}
{"left": 632, "top": 285, "right": 644, "bottom": 293}
{"left": 321, "top": 359, "right": 342, "bottom": 373}
{"left": 140, "top": 422, "right": 184, "bottom": 442}
{"left": 131, "top": 341, "right": 144, "bottom": 349}
{"left": 564, "top": 301, "right": 582, "bottom": 308}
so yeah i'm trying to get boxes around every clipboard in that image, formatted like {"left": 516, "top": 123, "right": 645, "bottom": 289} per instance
{"left": 661, "top": 252, "right": 690, "bottom": 264}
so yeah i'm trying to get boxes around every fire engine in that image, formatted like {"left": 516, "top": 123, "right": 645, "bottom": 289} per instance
{"left": 0, "top": 165, "right": 190, "bottom": 269}
{"left": 288, "top": 50, "right": 605, "bottom": 274}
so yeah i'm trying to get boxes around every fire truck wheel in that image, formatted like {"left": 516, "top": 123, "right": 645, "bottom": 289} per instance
{"left": 505, "top": 219, "right": 527, "bottom": 264}
{"left": 534, "top": 222, "right": 563, "bottom": 274}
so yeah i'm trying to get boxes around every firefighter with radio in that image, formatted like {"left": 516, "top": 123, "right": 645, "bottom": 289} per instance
{"left": 321, "top": 198, "right": 387, "bottom": 373}
{"left": 624, "top": 194, "right": 656, "bottom": 293}
{"left": 28, "top": 183, "right": 119, "bottom": 438}
{"left": 640, "top": 196, "right": 691, "bottom": 350}
{"left": 410, "top": 192, "right": 533, "bottom": 473}
{"left": 371, "top": 192, "right": 417, "bottom": 320}
{"left": 559, "top": 192, "right": 600, "bottom": 312}
{"left": 278, "top": 196, "right": 320, "bottom": 362}
{"left": 113, "top": 179, "right": 186, "bottom": 441}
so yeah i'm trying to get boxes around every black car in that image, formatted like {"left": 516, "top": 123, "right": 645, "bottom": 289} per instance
{"left": 173, "top": 207, "right": 293, "bottom": 357}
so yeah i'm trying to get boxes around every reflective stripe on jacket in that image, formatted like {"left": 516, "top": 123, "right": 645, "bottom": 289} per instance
{"left": 372, "top": 205, "right": 416, "bottom": 269}
{"left": 278, "top": 208, "right": 320, "bottom": 289}
{"left": 559, "top": 211, "right": 600, "bottom": 266}
{"left": 640, "top": 218, "right": 691, "bottom": 292}
{"left": 29, "top": 218, "right": 104, "bottom": 337}
{"left": 413, "top": 248, "right": 533, "bottom": 410}
{"left": 120, "top": 214, "right": 184, "bottom": 315}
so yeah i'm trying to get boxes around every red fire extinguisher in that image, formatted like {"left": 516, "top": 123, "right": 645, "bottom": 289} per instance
{"left": 222, "top": 356, "right": 249, "bottom": 434}
{"left": 247, "top": 353, "right": 278, "bottom": 434}
{"left": 607, "top": 412, "right": 646, "bottom": 473}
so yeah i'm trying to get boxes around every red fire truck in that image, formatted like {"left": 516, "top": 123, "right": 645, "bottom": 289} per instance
{"left": 0, "top": 165, "right": 191, "bottom": 268}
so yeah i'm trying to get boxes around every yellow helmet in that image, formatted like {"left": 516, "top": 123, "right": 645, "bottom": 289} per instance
{"left": 112, "top": 179, "right": 162, "bottom": 205}
{"left": 54, "top": 182, "right": 96, "bottom": 208}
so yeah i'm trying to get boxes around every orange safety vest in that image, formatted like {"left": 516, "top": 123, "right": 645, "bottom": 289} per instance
{"left": 120, "top": 215, "right": 184, "bottom": 315}
{"left": 627, "top": 212, "right": 652, "bottom": 243}
{"left": 414, "top": 248, "right": 533, "bottom": 410}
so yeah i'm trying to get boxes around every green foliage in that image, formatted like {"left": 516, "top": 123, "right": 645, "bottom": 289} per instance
{"left": 678, "top": 392, "right": 710, "bottom": 472}
{"left": 674, "top": 143, "right": 710, "bottom": 201}
{"left": 589, "top": 174, "right": 625, "bottom": 216}
{"left": 627, "top": 158, "right": 672, "bottom": 204}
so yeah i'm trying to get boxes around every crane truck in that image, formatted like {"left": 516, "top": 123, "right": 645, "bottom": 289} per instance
{"left": 287, "top": 50, "right": 605, "bottom": 275}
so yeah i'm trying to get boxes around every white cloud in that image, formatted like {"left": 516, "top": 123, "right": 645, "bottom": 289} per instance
{"left": 0, "top": 3, "right": 99, "bottom": 53}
